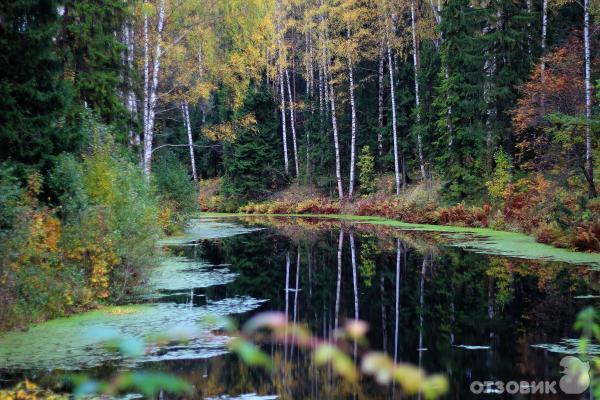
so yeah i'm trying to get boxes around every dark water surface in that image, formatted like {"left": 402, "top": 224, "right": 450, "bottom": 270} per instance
{"left": 1, "top": 216, "right": 599, "bottom": 399}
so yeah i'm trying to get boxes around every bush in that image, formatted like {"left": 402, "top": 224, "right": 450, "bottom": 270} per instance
{"left": 357, "top": 146, "right": 376, "bottom": 196}
{"left": 1, "top": 124, "right": 164, "bottom": 330}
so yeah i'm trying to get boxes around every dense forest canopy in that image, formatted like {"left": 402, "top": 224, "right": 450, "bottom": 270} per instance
{"left": 1, "top": 0, "right": 598, "bottom": 198}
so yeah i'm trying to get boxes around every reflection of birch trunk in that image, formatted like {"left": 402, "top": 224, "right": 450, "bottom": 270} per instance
{"left": 380, "top": 274, "right": 388, "bottom": 353}
{"left": 394, "top": 239, "right": 402, "bottom": 363}
{"left": 284, "top": 251, "right": 290, "bottom": 365}
{"left": 291, "top": 248, "right": 300, "bottom": 360}
{"left": 350, "top": 232, "right": 359, "bottom": 359}
{"left": 334, "top": 229, "right": 344, "bottom": 329}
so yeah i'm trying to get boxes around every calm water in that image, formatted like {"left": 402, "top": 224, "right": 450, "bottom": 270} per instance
{"left": 1, "top": 216, "right": 599, "bottom": 399}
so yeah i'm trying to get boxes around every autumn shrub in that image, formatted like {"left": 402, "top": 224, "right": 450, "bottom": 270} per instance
{"left": 438, "top": 203, "right": 490, "bottom": 227}
{"left": 0, "top": 129, "right": 163, "bottom": 330}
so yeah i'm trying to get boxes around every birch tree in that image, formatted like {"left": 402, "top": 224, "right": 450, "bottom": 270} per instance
{"left": 141, "top": 0, "right": 165, "bottom": 177}
{"left": 583, "top": 0, "right": 596, "bottom": 197}
{"left": 410, "top": 0, "right": 427, "bottom": 180}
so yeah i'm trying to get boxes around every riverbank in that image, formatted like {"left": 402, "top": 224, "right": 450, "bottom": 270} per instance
{"left": 202, "top": 213, "right": 600, "bottom": 268}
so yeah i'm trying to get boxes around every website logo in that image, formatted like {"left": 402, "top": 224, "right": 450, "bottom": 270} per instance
{"left": 469, "top": 356, "right": 590, "bottom": 395}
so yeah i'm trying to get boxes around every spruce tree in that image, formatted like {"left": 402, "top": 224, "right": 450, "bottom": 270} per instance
{"left": 435, "top": 0, "right": 487, "bottom": 201}
{"left": 221, "top": 84, "right": 285, "bottom": 202}
{"left": 0, "top": 0, "right": 73, "bottom": 166}
{"left": 60, "top": 0, "right": 128, "bottom": 130}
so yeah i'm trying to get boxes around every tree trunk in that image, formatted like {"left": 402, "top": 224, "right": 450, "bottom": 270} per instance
{"left": 377, "top": 43, "right": 385, "bottom": 157}
{"left": 386, "top": 32, "right": 401, "bottom": 195}
{"left": 347, "top": 29, "right": 358, "bottom": 200}
{"left": 278, "top": 68, "right": 289, "bottom": 175}
{"left": 142, "top": 12, "right": 150, "bottom": 168}
{"left": 181, "top": 101, "right": 197, "bottom": 182}
{"left": 583, "top": 0, "right": 596, "bottom": 197}
{"left": 329, "top": 77, "right": 344, "bottom": 200}
{"left": 123, "top": 21, "right": 139, "bottom": 147}
{"left": 285, "top": 68, "right": 299, "bottom": 177}
{"left": 538, "top": 0, "right": 548, "bottom": 117}
{"left": 410, "top": 0, "right": 427, "bottom": 180}
{"left": 142, "top": 0, "right": 165, "bottom": 177}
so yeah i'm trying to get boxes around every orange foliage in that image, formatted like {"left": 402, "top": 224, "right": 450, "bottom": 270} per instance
{"left": 513, "top": 31, "right": 598, "bottom": 170}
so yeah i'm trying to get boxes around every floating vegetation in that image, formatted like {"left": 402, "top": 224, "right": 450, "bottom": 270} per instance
{"left": 206, "top": 394, "right": 279, "bottom": 400}
{"left": 209, "top": 213, "right": 600, "bottom": 268}
{"left": 452, "top": 345, "right": 491, "bottom": 350}
{"left": 0, "top": 298, "right": 266, "bottom": 370}
{"left": 531, "top": 339, "right": 600, "bottom": 355}
{"left": 148, "top": 258, "right": 237, "bottom": 292}
{"left": 158, "top": 219, "right": 263, "bottom": 246}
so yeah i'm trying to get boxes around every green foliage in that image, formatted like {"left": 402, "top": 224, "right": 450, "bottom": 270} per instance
{"left": 486, "top": 150, "right": 512, "bottom": 202}
{"left": 60, "top": 0, "right": 129, "bottom": 131}
{"left": 357, "top": 146, "right": 376, "bottom": 196}
{"left": 153, "top": 152, "right": 198, "bottom": 214}
{"left": 0, "top": 163, "right": 26, "bottom": 235}
{"left": 1, "top": 117, "right": 163, "bottom": 329}
{"left": 221, "top": 84, "right": 286, "bottom": 202}
{"left": 0, "top": 0, "right": 76, "bottom": 167}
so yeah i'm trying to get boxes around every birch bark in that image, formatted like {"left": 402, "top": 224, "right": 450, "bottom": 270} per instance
{"left": 410, "top": 0, "right": 427, "bottom": 180}
{"left": 386, "top": 31, "right": 401, "bottom": 195}
{"left": 285, "top": 68, "right": 299, "bottom": 176}
{"left": 583, "top": 0, "right": 596, "bottom": 197}
{"left": 142, "top": 0, "right": 165, "bottom": 177}
{"left": 181, "top": 101, "right": 197, "bottom": 182}
{"left": 347, "top": 30, "right": 358, "bottom": 199}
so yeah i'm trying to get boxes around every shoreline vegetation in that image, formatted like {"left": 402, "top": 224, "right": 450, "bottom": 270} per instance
{"left": 201, "top": 212, "right": 600, "bottom": 267}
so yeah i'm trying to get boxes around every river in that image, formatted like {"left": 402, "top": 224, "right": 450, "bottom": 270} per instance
{"left": 1, "top": 216, "right": 599, "bottom": 399}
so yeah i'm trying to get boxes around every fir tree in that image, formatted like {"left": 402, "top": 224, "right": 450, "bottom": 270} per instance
{"left": 221, "top": 85, "right": 286, "bottom": 201}
{"left": 0, "top": 0, "right": 74, "bottom": 166}
{"left": 60, "top": 0, "right": 128, "bottom": 130}
{"left": 435, "top": 0, "right": 487, "bottom": 201}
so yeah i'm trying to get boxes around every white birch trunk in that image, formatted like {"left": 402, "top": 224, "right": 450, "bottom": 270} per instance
{"left": 329, "top": 77, "right": 344, "bottom": 200}
{"left": 583, "top": 0, "right": 596, "bottom": 197}
{"left": 347, "top": 29, "right": 358, "bottom": 200}
{"left": 410, "top": 0, "right": 427, "bottom": 180}
{"left": 123, "top": 22, "right": 139, "bottom": 147}
{"left": 142, "top": 0, "right": 165, "bottom": 177}
{"left": 377, "top": 43, "right": 385, "bottom": 157}
{"left": 181, "top": 101, "right": 197, "bottom": 182}
{"left": 142, "top": 12, "right": 150, "bottom": 166}
{"left": 285, "top": 69, "right": 299, "bottom": 177}
{"left": 278, "top": 68, "right": 289, "bottom": 175}
{"left": 386, "top": 33, "right": 401, "bottom": 195}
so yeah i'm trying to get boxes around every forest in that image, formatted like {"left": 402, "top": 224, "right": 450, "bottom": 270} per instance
{"left": 1, "top": 0, "right": 600, "bottom": 398}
